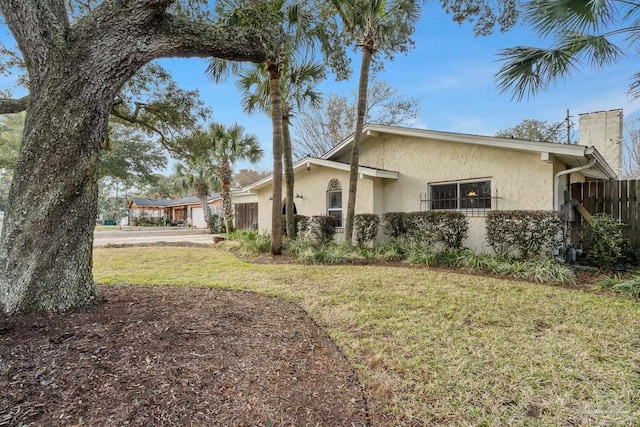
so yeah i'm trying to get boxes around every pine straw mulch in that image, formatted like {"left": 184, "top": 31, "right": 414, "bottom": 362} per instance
{"left": 0, "top": 285, "right": 369, "bottom": 426}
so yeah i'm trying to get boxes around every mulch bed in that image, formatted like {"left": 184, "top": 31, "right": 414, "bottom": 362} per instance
{"left": 0, "top": 285, "right": 369, "bottom": 426}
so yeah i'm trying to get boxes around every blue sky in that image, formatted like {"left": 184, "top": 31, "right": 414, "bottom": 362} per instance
{"left": 2, "top": 3, "right": 639, "bottom": 173}
{"left": 156, "top": 3, "right": 640, "bottom": 171}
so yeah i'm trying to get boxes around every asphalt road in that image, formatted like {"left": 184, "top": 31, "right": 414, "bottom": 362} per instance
{"left": 93, "top": 228, "right": 216, "bottom": 247}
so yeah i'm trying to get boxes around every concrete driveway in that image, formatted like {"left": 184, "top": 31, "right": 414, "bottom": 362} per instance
{"left": 93, "top": 227, "right": 216, "bottom": 247}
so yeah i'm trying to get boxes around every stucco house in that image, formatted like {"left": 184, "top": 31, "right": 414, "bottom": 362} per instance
{"left": 243, "top": 109, "right": 623, "bottom": 251}
{"left": 128, "top": 196, "right": 216, "bottom": 227}
{"left": 128, "top": 189, "right": 259, "bottom": 229}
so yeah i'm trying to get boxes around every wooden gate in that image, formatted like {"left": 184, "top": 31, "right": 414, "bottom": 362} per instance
{"left": 234, "top": 203, "right": 258, "bottom": 230}
{"left": 571, "top": 180, "right": 640, "bottom": 248}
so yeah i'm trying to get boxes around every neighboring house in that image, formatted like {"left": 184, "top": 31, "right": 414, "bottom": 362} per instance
{"left": 128, "top": 195, "right": 217, "bottom": 228}
{"left": 244, "top": 109, "right": 622, "bottom": 251}
{"left": 128, "top": 189, "right": 259, "bottom": 230}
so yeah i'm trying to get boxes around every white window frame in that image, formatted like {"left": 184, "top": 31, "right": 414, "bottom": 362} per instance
{"left": 326, "top": 179, "right": 343, "bottom": 227}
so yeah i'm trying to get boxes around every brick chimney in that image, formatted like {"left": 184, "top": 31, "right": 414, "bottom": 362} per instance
{"left": 578, "top": 109, "right": 623, "bottom": 178}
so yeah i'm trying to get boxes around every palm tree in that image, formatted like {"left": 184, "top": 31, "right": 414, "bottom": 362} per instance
{"left": 330, "top": 0, "right": 421, "bottom": 244}
{"left": 207, "top": 0, "right": 335, "bottom": 253}
{"left": 173, "top": 159, "right": 219, "bottom": 226}
{"left": 496, "top": 0, "right": 638, "bottom": 100}
{"left": 205, "top": 122, "right": 263, "bottom": 233}
{"left": 236, "top": 60, "right": 324, "bottom": 239}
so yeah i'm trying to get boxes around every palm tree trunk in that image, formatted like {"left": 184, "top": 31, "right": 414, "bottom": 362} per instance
{"left": 196, "top": 182, "right": 212, "bottom": 230}
{"left": 344, "top": 44, "right": 373, "bottom": 245}
{"left": 219, "top": 160, "right": 234, "bottom": 234}
{"left": 201, "top": 198, "right": 211, "bottom": 229}
{"left": 282, "top": 116, "right": 296, "bottom": 239}
{"left": 268, "top": 62, "right": 284, "bottom": 255}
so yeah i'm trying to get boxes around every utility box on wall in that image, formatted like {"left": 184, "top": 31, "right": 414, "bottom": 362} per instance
{"left": 561, "top": 202, "right": 575, "bottom": 222}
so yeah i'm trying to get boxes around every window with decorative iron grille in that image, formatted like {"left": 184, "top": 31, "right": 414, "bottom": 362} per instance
{"left": 420, "top": 179, "right": 497, "bottom": 216}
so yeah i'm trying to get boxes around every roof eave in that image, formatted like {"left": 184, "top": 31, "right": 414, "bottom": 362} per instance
{"left": 241, "top": 156, "right": 398, "bottom": 191}
{"left": 584, "top": 146, "right": 617, "bottom": 179}
{"left": 323, "top": 124, "right": 590, "bottom": 161}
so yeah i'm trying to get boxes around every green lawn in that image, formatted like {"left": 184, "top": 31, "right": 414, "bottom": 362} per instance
{"left": 94, "top": 246, "right": 640, "bottom": 426}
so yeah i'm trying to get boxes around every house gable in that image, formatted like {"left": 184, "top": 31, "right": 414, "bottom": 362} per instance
{"left": 323, "top": 124, "right": 616, "bottom": 181}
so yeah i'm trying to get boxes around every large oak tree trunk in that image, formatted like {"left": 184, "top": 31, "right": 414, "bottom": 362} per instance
{"left": 0, "top": 1, "right": 277, "bottom": 315}
{"left": 0, "top": 68, "right": 116, "bottom": 314}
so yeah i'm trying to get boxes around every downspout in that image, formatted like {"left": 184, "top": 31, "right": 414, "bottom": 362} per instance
{"left": 553, "top": 158, "right": 596, "bottom": 211}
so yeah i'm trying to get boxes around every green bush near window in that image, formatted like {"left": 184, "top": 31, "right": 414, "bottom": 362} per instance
{"left": 381, "top": 212, "right": 414, "bottom": 241}
{"left": 307, "top": 215, "right": 336, "bottom": 245}
{"left": 582, "top": 213, "right": 626, "bottom": 270}
{"left": 383, "top": 211, "right": 469, "bottom": 249}
{"left": 281, "top": 214, "right": 310, "bottom": 239}
{"left": 408, "top": 211, "right": 469, "bottom": 249}
{"left": 354, "top": 214, "right": 380, "bottom": 246}
{"left": 485, "top": 210, "right": 561, "bottom": 259}
{"left": 295, "top": 215, "right": 310, "bottom": 235}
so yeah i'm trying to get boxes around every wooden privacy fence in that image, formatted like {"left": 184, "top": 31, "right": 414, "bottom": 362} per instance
{"left": 570, "top": 180, "right": 640, "bottom": 248}
{"left": 234, "top": 203, "right": 258, "bottom": 231}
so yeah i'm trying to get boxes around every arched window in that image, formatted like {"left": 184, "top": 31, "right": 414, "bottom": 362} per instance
{"left": 326, "top": 179, "right": 342, "bottom": 227}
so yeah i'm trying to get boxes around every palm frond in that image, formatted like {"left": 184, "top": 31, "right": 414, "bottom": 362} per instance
{"left": 629, "top": 71, "right": 640, "bottom": 99}
{"left": 562, "top": 31, "right": 623, "bottom": 66}
{"left": 206, "top": 58, "right": 245, "bottom": 84}
{"left": 525, "top": 0, "right": 617, "bottom": 36}
{"left": 496, "top": 46, "right": 580, "bottom": 100}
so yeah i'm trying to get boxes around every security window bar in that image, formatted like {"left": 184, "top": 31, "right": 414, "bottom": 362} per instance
{"left": 429, "top": 180, "right": 492, "bottom": 211}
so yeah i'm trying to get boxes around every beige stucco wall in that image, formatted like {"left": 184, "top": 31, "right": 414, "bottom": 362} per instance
{"left": 353, "top": 134, "right": 555, "bottom": 211}
{"left": 256, "top": 166, "right": 384, "bottom": 237}
{"left": 232, "top": 193, "right": 259, "bottom": 205}
{"left": 258, "top": 134, "right": 565, "bottom": 251}
{"left": 355, "top": 135, "right": 556, "bottom": 251}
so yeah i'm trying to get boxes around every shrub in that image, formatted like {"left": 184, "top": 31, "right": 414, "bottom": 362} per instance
{"left": 369, "top": 241, "right": 407, "bottom": 262}
{"left": 235, "top": 233, "right": 271, "bottom": 253}
{"left": 295, "top": 215, "right": 310, "bottom": 235}
{"left": 581, "top": 213, "right": 626, "bottom": 270}
{"left": 381, "top": 212, "right": 412, "bottom": 241}
{"left": 407, "top": 211, "right": 468, "bottom": 249}
{"left": 434, "top": 211, "right": 469, "bottom": 250}
{"left": 283, "top": 235, "right": 317, "bottom": 256}
{"left": 404, "top": 248, "right": 575, "bottom": 284}
{"left": 485, "top": 210, "right": 561, "bottom": 259}
{"left": 207, "top": 213, "right": 225, "bottom": 234}
{"left": 405, "top": 242, "right": 437, "bottom": 265}
{"left": 307, "top": 215, "right": 336, "bottom": 245}
{"left": 406, "top": 212, "right": 434, "bottom": 243}
{"left": 354, "top": 214, "right": 380, "bottom": 246}
{"left": 281, "top": 214, "right": 310, "bottom": 238}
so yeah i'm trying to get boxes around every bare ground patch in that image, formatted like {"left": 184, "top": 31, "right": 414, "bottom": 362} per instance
{"left": 0, "top": 285, "right": 368, "bottom": 426}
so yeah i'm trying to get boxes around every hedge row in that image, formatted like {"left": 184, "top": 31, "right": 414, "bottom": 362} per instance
{"left": 287, "top": 210, "right": 574, "bottom": 261}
